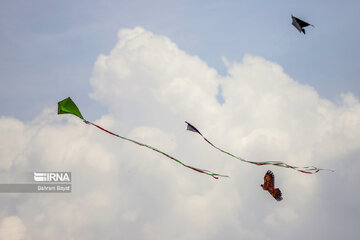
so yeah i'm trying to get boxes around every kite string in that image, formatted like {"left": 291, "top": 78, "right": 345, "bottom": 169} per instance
{"left": 84, "top": 120, "right": 228, "bottom": 179}
{"left": 186, "top": 121, "right": 334, "bottom": 174}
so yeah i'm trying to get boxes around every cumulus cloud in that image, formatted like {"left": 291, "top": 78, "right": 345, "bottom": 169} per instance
{"left": 1, "top": 27, "right": 360, "bottom": 239}
{"left": 90, "top": 27, "right": 221, "bottom": 128}
{"left": 0, "top": 216, "right": 26, "bottom": 240}
{"left": 0, "top": 118, "right": 26, "bottom": 171}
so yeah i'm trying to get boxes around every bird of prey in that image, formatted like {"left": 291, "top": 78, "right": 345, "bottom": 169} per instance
{"left": 291, "top": 15, "right": 314, "bottom": 34}
{"left": 261, "top": 170, "right": 283, "bottom": 201}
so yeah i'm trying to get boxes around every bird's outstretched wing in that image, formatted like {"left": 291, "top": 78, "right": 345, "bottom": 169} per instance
{"left": 272, "top": 188, "right": 283, "bottom": 201}
{"left": 263, "top": 170, "right": 275, "bottom": 190}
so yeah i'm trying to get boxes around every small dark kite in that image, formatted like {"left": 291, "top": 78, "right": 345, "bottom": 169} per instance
{"left": 291, "top": 15, "right": 314, "bottom": 34}
{"left": 261, "top": 170, "right": 283, "bottom": 201}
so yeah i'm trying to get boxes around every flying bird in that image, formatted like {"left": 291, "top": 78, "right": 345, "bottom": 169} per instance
{"left": 261, "top": 170, "right": 283, "bottom": 201}
{"left": 291, "top": 15, "right": 314, "bottom": 34}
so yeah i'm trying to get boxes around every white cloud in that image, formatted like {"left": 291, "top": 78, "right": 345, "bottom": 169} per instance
{"left": 264, "top": 207, "right": 298, "bottom": 226}
{"left": 90, "top": 27, "right": 221, "bottom": 128}
{"left": 1, "top": 27, "right": 360, "bottom": 239}
{"left": 0, "top": 216, "right": 26, "bottom": 240}
{"left": 0, "top": 117, "right": 26, "bottom": 171}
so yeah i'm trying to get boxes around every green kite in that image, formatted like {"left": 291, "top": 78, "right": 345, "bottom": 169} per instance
{"left": 58, "top": 97, "right": 84, "bottom": 120}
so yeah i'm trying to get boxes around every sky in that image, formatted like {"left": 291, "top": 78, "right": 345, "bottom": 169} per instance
{"left": 1, "top": 1, "right": 360, "bottom": 239}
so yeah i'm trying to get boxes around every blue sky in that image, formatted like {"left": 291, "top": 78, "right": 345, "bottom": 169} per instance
{"left": 1, "top": 0, "right": 359, "bottom": 120}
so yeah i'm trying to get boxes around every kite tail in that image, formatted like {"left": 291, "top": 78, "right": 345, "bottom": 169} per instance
{"left": 185, "top": 121, "right": 334, "bottom": 174}
{"left": 84, "top": 120, "right": 229, "bottom": 179}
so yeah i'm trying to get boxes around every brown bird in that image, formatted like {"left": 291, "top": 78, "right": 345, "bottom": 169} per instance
{"left": 261, "top": 170, "right": 283, "bottom": 201}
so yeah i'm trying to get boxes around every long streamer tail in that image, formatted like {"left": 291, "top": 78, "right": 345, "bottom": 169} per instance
{"left": 84, "top": 120, "right": 229, "bottom": 179}
{"left": 185, "top": 121, "right": 334, "bottom": 174}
